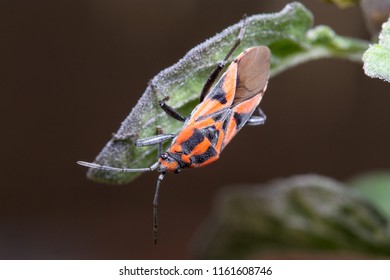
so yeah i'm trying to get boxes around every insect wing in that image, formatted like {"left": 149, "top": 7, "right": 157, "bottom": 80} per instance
{"left": 187, "top": 63, "right": 238, "bottom": 125}
{"left": 222, "top": 46, "right": 271, "bottom": 148}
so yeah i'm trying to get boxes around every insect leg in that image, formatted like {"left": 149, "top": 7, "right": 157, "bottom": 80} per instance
{"left": 246, "top": 107, "right": 267, "bottom": 126}
{"left": 153, "top": 172, "right": 165, "bottom": 245}
{"left": 112, "top": 132, "right": 175, "bottom": 146}
{"left": 156, "top": 126, "right": 164, "bottom": 158}
{"left": 150, "top": 82, "right": 187, "bottom": 122}
{"left": 199, "top": 16, "right": 247, "bottom": 102}
{"left": 136, "top": 133, "right": 176, "bottom": 147}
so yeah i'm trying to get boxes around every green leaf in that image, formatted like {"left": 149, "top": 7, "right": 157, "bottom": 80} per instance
{"left": 322, "top": 0, "right": 359, "bottom": 8}
{"left": 85, "top": 2, "right": 369, "bottom": 184}
{"left": 363, "top": 17, "right": 390, "bottom": 82}
{"left": 194, "top": 175, "right": 390, "bottom": 259}
{"left": 349, "top": 172, "right": 390, "bottom": 220}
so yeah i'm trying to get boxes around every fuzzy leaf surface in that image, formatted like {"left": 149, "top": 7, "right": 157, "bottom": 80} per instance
{"left": 363, "top": 17, "right": 390, "bottom": 82}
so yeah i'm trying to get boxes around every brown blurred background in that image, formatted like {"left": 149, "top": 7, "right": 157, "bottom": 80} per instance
{"left": 1, "top": 0, "right": 389, "bottom": 259}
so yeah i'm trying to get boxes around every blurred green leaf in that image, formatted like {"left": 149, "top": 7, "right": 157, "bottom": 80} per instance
{"left": 194, "top": 175, "right": 390, "bottom": 259}
{"left": 322, "top": 0, "right": 359, "bottom": 8}
{"left": 363, "top": 16, "right": 390, "bottom": 82}
{"left": 85, "top": 2, "right": 369, "bottom": 184}
{"left": 350, "top": 172, "right": 390, "bottom": 220}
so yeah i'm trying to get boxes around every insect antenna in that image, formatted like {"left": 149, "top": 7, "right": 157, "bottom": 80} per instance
{"left": 153, "top": 172, "right": 165, "bottom": 245}
{"left": 76, "top": 161, "right": 159, "bottom": 173}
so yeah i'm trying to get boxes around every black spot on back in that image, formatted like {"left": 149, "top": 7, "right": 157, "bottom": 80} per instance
{"left": 209, "top": 76, "right": 228, "bottom": 104}
{"left": 201, "top": 125, "right": 219, "bottom": 147}
{"left": 222, "top": 118, "right": 229, "bottom": 131}
{"left": 211, "top": 111, "right": 224, "bottom": 122}
{"left": 211, "top": 91, "right": 227, "bottom": 104}
{"left": 181, "top": 128, "right": 204, "bottom": 154}
{"left": 190, "top": 145, "right": 217, "bottom": 165}
{"left": 233, "top": 112, "right": 244, "bottom": 128}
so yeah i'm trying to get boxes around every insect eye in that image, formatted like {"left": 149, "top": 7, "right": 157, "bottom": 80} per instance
{"left": 161, "top": 153, "right": 168, "bottom": 160}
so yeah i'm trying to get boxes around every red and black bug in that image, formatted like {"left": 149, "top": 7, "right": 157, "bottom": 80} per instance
{"left": 78, "top": 19, "right": 271, "bottom": 244}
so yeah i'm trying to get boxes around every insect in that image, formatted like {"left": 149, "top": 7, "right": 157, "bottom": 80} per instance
{"left": 78, "top": 19, "right": 271, "bottom": 244}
